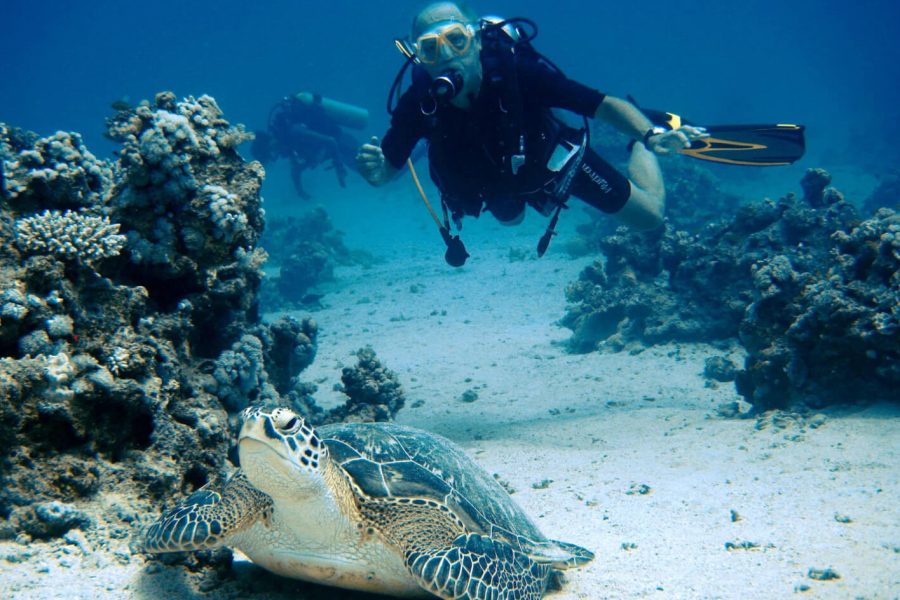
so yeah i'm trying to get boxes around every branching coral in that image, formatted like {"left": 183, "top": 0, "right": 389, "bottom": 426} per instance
{"left": 15, "top": 209, "right": 126, "bottom": 264}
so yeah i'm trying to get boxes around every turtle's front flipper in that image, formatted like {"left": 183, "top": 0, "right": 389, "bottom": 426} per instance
{"left": 141, "top": 471, "right": 273, "bottom": 553}
{"left": 531, "top": 538, "right": 595, "bottom": 569}
{"left": 406, "top": 533, "right": 552, "bottom": 600}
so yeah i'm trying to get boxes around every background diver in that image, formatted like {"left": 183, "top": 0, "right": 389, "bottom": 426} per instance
{"left": 253, "top": 92, "right": 368, "bottom": 199}
{"left": 357, "top": 2, "right": 803, "bottom": 266}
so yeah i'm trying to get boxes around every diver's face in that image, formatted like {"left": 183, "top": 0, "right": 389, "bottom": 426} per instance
{"left": 416, "top": 23, "right": 483, "bottom": 107}
{"left": 413, "top": 6, "right": 482, "bottom": 82}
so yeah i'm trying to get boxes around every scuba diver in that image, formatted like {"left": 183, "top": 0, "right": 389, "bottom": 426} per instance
{"left": 358, "top": 3, "right": 804, "bottom": 266}
{"left": 253, "top": 92, "right": 368, "bottom": 199}
{"left": 355, "top": 2, "right": 710, "bottom": 265}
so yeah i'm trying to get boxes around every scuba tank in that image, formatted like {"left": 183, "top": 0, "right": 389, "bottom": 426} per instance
{"left": 293, "top": 92, "right": 369, "bottom": 130}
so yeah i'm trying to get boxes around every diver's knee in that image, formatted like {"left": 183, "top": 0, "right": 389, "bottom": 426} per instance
{"left": 630, "top": 207, "right": 664, "bottom": 231}
{"left": 618, "top": 185, "right": 665, "bottom": 231}
{"left": 642, "top": 190, "right": 665, "bottom": 229}
{"left": 648, "top": 188, "right": 665, "bottom": 221}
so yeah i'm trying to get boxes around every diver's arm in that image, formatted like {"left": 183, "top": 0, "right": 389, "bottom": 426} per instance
{"left": 356, "top": 136, "right": 400, "bottom": 187}
{"left": 527, "top": 62, "right": 704, "bottom": 152}
{"left": 594, "top": 96, "right": 708, "bottom": 154}
{"left": 594, "top": 96, "right": 654, "bottom": 141}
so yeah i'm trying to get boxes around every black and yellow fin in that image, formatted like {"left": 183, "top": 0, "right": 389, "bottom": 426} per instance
{"left": 641, "top": 108, "right": 806, "bottom": 166}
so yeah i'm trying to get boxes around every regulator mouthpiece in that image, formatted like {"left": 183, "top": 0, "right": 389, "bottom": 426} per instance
{"left": 430, "top": 70, "right": 464, "bottom": 103}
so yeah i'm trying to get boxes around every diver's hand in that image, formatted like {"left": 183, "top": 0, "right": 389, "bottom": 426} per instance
{"left": 647, "top": 126, "right": 709, "bottom": 155}
{"left": 356, "top": 136, "right": 395, "bottom": 186}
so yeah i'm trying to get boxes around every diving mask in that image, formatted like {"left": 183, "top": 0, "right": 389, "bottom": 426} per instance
{"left": 414, "top": 21, "right": 475, "bottom": 64}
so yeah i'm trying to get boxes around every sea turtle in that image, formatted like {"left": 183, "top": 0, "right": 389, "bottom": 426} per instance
{"left": 142, "top": 407, "right": 593, "bottom": 599}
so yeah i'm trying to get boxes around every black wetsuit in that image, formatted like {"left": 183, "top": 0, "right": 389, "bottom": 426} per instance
{"left": 381, "top": 47, "right": 631, "bottom": 222}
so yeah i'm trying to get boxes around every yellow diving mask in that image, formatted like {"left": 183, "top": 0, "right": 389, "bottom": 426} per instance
{"left": 414, "top": 21, "right": 475, "bottom": 64}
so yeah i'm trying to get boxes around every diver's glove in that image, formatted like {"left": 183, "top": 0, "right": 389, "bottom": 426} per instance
{"left": 646, "top": 125, "right": 709, "bottom": 155}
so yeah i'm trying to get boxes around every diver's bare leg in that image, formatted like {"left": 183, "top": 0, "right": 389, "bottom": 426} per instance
{"left": 616, "top": 142, "right": 665, "bottom": 231}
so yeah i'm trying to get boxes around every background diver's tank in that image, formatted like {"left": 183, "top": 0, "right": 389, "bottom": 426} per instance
{"left": 293, "top": 92, "right": 369, "bottom": 130}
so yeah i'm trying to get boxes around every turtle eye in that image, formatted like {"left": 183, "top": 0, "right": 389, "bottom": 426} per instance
{"left": 283, "top": 417, "right": 301, "bottom": 433}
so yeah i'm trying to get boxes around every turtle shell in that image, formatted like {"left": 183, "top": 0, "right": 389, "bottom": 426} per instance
{"left": 320, "top": 422, "right": 548, "bottom": 551}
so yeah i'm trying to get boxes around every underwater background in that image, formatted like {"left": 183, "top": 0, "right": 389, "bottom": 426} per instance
{"left": 2, "top": 1, "right": 900, "bottom": 598}
{"left": 4, "top": 0, "right": 900, "bottom": 182}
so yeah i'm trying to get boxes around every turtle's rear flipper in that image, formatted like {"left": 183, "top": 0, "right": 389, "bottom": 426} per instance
{"left": 406, "top": 533, "right": 552, "bottom": 600}
{"left": 141, "top": 471, "right": 273, "bottom": 553}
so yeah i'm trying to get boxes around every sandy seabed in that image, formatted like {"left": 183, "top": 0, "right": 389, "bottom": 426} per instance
{"left": 1, "top": 186, "right": 898, "bottom": 600}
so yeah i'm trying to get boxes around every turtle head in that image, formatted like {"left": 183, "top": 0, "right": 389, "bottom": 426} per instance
{"left": 238, "top": 407, "right": 327, "bottom": 498}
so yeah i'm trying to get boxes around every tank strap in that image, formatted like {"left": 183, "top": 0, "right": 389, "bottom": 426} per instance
{"left": 481, "top": 25, "right": 526, "bottom": 178}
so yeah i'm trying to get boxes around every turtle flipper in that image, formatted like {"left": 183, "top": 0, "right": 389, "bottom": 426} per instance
{"left": 406, "top": 533, "right": 552, "bottom": 600}
{"left": 141, "top": 471, "right": 273, "bottom": 553}
{"left": 530, "top": 539, "right": 595, "bottom": 569}
{"left": 551, "top": 539, "right": 594, "bottom": 567}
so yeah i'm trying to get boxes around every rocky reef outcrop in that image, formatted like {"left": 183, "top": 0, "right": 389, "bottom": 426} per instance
{"left": 736, "top": 207, "right": 899, "bottom": 409}
{"left": 562, "top": 169, "right": 899, "bottom": 411}
{"left": 286, "top": 346, "right": 406, "bottom": 425}
{"left": 260, "top": 208, "right": 376, "bottom": 310}
{"left": 0, "top": 93, "right": 271, "bottom": 539}
{"left": 0, "top": 93, "right": 401, "bottom": 549}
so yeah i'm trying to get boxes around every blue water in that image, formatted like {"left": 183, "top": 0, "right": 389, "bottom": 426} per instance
{"left": 3, "top": 0, "right": 899, "bottom": 185}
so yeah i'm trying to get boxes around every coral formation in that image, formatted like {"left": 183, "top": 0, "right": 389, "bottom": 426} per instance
{"left": 0, "top": 92, "right": 267, "bottom": 541}
{"left": 260, "top": 208, "right": 376, "bottom": 309}
{"left": 210, "top": 334, "right": 277, "bottom": 412}
{"left": 257, "top": 315, "right": 318, "bottom": 393}
{"left": 736, "top": 207, "right": 900, "bottom": 409}
{"left": 1, "top": 126, "right": 111, "bottom": 209}
{"left": 332, "top": 346, "right": 406, "bottom": 422}
{"left": 15, "top": 209, "right": 126, "bottom": 264}
{"left": 0, "top": 94, "right": 405, "bottom": 558}
{"left": 204, "top": 184, "right": 250, "bottom": 243}
{"left": 274, "top": 346, "right": 406, "bottom": 426}
{"left": 205, "top": 319, "right": 319, "bottom": 414}
{"left": 563, "top": 169, "right": 898, "bottom": 410}
{"left": 562, "top": 221, "right": 752, "bottom": 352}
